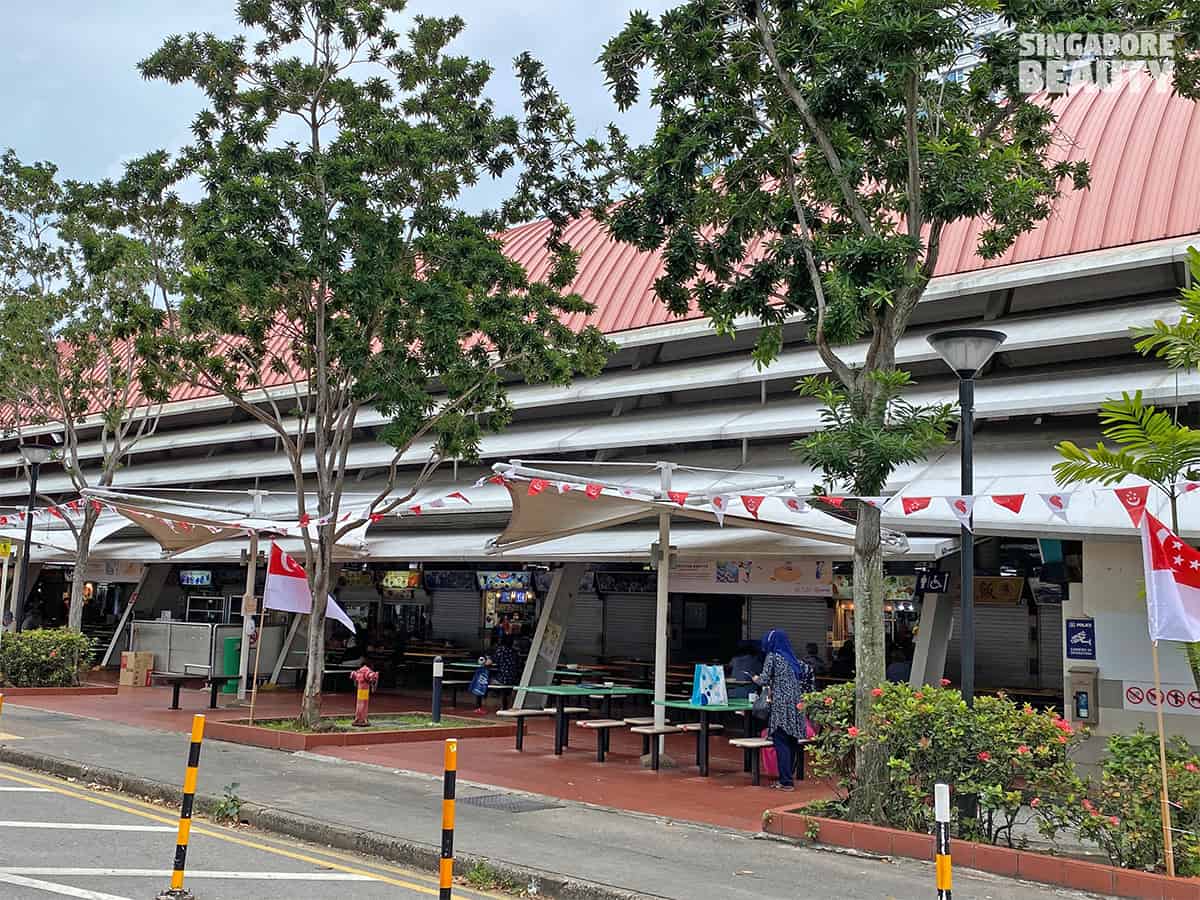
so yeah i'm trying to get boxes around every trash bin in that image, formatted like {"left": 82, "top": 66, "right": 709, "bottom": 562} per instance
{"left": 223, "top": 636, "right": 241, "bottom": 694}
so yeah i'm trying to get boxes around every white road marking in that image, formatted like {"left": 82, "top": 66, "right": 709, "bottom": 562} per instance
{"left": 0, "top": 786, "right": 50, "bottom": 792}
{"left": 0, "top": 868, "right": 376, "bottom": 881}
{"left": 0, "top": 871, "right": 133, "bottom": 900}
{"left": 0, "top": 821, "right": 175, "bottom": 832}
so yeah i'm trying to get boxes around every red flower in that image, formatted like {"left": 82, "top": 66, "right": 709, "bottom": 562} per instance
{"left": 914, "top": 691, "right": 924, "bottom": 700}
{"left": 1017, "top": 745, "right": 1030, "bottom": 755}
{"left": 1109, "top": 816, "right": 1120, "bottom": 826}
{"left": 796, "top": 702, "right": 805, "bottom": 711}
{"left": 977, "top": 751, "right": 991, "bottom": 762}
{"left": 1052, "top": 717, "right": 1073, "bottom": 734}
{"left": 824, "top": 696, "right": 834, "bottom": 707}
{"left": 939, "top": 678, "right": 951, "bottom": 687}
{"left": 847, "top": 726, "right": 860, "bottom": 738}
{"left": 871, "top": 687, "right": 883, "bottom": 697}
{"left": 1056, "top": 734, "right": 1068, "bottom": 744}
{"left": 1030, "top": 797, "right": 1040, "bottom": 808}
{"left": 1082, "top": 798, "right": 1095, "bottom": 813}
{"left": 1022, "top": 705, "right": 1034, "bottom": 716}
{"left": 1187, "top": 763, "right": 1198, "bottom": 773}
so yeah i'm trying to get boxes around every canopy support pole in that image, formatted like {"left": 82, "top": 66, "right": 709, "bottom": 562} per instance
{"left": 514, "top": 562, "right": 586, "bottom": 710}
{"left": 653, "top": 462, "right": 674, "bottom": 753}
{"left": 237, "top": 530, "right": 259, "bottom": 701}
{"left": 270, "top": 614, "right": 303, "bottom": 685}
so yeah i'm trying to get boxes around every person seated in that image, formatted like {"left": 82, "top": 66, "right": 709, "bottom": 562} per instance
{"left": 886, "top": 648, "right": 912, "bottom": 683}
{"left": 830, "top": 639, "right": 855, "bottom": 678}
{"left": 800, "top": 642, "right": 827, "bottom": 676}
{"left": 728, "top": 640, "right": 763, "bottom": 699}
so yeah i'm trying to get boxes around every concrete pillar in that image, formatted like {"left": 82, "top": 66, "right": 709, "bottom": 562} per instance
{"left": 514, "top": 562, "right": 587, "bottom": 709}
{"left": 911, "top": 568, "right": 957, "bottom": 688}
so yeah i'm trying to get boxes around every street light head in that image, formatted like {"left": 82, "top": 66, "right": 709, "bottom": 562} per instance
{"left": 18, "top": 443, "right": 54, "bottom": 465}
{"left": 926, "top": 328, "right": 1007, "bottom": 379}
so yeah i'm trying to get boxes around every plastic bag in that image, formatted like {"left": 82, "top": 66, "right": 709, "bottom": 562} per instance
{"left": 760, "top": 728, "right": 779, "bottom": 778}
{"left": 469, "top": 665, "right": 490, "bottom": 697}
{"left": 689, "top": 663, "right": 729, "bottom": 706}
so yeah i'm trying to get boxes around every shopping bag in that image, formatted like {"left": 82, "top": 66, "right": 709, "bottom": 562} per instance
{"left": 469, "top": 665, "right": 490, "bottom": 697}
{"left": 691, "top": 663, "right": 728, "bottom": 706}
{"left": 760, "top": 729, "right": 780, "bottom": 778}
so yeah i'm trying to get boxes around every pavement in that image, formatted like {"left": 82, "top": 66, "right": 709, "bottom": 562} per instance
{"left": 0, "top": 701, "right": 1102, "bottom": 900}
{"left": 0, "top": 764, "right": 503, "bottom": 900}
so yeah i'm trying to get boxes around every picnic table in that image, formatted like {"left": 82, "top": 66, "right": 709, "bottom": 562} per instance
{"left": 653, "top": 698, "right": 754, "bottom": 777}
{"left": 525, "top": 684, "right": 656, "bottom": 755}
{"left": 153, "top": 672, "right": 240, "bottom": 711}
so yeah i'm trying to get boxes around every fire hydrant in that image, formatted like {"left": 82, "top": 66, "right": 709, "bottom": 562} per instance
{"left": 350, "top": 665, "right": 379, "bottom": 727}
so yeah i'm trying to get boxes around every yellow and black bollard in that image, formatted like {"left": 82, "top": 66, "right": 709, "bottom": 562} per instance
{"left": 935, "top": 782, "right": 952, "bottom": 899}
{"left": 439, "top": 738, "right": 458, "bottom": 899}
{"left": 0, "top": 692, "right": 5, "bottom": 723}
{"left": 157, "top": 714, "right": 205, "bottom": 900}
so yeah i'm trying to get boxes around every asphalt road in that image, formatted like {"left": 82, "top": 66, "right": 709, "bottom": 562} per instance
{"left": 0, "top": 765, "right": 501, "bottom": 900}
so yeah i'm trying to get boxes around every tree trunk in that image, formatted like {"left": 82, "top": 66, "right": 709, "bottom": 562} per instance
{"left": 67, "top": 508, "right": 99, "bottom": 633}
{"left": 849, "top": 502, "right": 887, "bottom": 822}
{"left": 299, "top": 529, "right": 332, "bottom": 729}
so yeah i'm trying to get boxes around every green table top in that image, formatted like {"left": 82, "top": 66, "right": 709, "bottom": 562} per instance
{"left": 653, "top": 698, "right": 754, "bottom": 712}
{"left": 525, "top": 684, "right": 654, "bottom": 697}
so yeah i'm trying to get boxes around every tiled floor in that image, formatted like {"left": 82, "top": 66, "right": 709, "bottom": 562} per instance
{"left": 9, "top": 680, "right": 835, "bottom": 833}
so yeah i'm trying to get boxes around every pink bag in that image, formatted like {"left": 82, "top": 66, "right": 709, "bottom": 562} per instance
{"left": 760, "top": 729, "right": 780, "bottom": 778}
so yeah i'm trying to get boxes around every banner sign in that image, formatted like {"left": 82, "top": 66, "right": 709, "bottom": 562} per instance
{"left": 973, "top": 576, "right": 1025, "bottom": 605}
{"left": 81, "top": 560, "right": 144, "bottom": 583}
{"left": 670, "top": 559, "right": 832, "bottom": 597}
{"left": 1065, "top": 618, "right": 1097, "bottom": 660}
{"left": 833, "top": 573, "right": 916, "bottom": 603}
{"left": 477, "top": 571, "right": 530, "bottom": 590}
{"left": 1122, "top": 680, "right": 1200, "bottom": 716}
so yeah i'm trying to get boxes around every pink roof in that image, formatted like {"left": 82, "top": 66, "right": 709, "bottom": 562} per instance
{"left": 503, "top": 74, "right": 1200, "bottom": 336}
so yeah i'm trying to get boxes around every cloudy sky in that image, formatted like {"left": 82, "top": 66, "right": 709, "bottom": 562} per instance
{"left": 2, "top": 0, "right": 672, "bottom": 211}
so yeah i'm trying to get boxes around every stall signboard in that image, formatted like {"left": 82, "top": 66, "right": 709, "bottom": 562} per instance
{"left": 340, "top": 570, "right": 376, "bottom": 588}
{"left": 477, "top": 571, "right": 530, "bottom": 590}
{"left": 539, "top": 621, "right": 565, "bottom": 663}
{"left": 381, "top": 570, "right": 421, "bottom": 590}
{"left": 82, "top": 560, "right": 145, "bottom": 583}
{"left": 423, "top": 570, "right": 476, "bottom": 591}
{"left": 596, "top": 571, "right": 656, "bottom": 593}
{"left": 178, "top": 569, "right": 212, "bottom": 587}
{"left": 1122, "top": 680, "right": 1200, "bottom": 717}
{"left": 670, "top": 559, "right": 833, "bottom": 597}
{"left": 1066, "top": 618, "right": 1097, "bottom": 661}
{"left": 0, "top": 540, "right": 10, "bottom": 558}
{"left": 833, "top": 574, "right": 917, "bottom": 602}
{"left": 974, "top": 576, "right": 1025, "bottom": 605}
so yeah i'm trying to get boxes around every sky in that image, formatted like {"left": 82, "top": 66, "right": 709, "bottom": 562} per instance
{"left": 2, "top": 0, "right": 672, "bottom": 212}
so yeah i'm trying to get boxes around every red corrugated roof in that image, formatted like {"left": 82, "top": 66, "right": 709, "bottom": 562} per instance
{"left": 503, "top": 74, "right": 1200, "bottom": 336}
{"left": 24, "top": 75, "right": 1200, "bottom": 423}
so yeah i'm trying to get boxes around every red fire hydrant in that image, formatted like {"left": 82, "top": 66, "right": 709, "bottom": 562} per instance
{"left": 350, "top": 665, "right": 379, "bottom": 727}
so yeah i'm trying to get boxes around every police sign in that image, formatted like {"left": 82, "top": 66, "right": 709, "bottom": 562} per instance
{"left": 1066, "top": 618, "right": 1097, "bottom": 661}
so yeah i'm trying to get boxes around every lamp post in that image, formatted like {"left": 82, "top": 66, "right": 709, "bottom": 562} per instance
{"left": 926, "top": 328, "right": 1006, "bottom": 706}
{"left": 15, "top": 442, "right": 53, "bottom": 633}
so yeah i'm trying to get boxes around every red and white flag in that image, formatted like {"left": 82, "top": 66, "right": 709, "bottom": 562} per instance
{"left": 528, "top": 478, "right": 549, "bottom": 496}
{"left": 1141, "top": 513, "right": 1200, "bottom": 641}
{"left": 447, "top": 491, "right": 471, "bottom": 504}
{"left": 740, "top": 495, "right": 764, "bottom": 518}
{"left": 858, "top": 497, "right": 887, "bottom": 509}
{"left": 821, "top": 496, "right": 846, "bottom": 509}
{"left": 556, "top": 482, "right": 574, "bottom": 494}
{"left": 711, "top": 494, "right": 730, "bottom": 526}
{"left": 902, "top": 496, "right": 931, "bottom": 515}
{"left": 1040, "top": 491, "right": 1072, "bottom": 522}
{"left": 782, "top": 495, "right": 807, "bottom": 514}
{"left": 264, "top": 542, "right": 355, "bottom": 633}
{"left": 667, "top": 490, "right": 689, "bottom": 506}
{"left": 945, "top": 495, "right": 975, "bottom": 531}
{"left": 1116, "top": 485, "right": 1151, "bottom": 526}
{"left": 585, "top": 483, "right": 603, "bottom": 500}
{"left": 991, "top": 494, "right": 1026, "bottom": 515}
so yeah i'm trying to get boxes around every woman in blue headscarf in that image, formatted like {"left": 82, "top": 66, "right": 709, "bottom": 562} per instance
{"left": 753, "top": 629, "right": 815, "bottom": 791}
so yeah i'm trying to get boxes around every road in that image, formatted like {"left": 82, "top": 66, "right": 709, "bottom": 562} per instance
{"left": 0, "top": 764, "right": 501, "bottom": 900}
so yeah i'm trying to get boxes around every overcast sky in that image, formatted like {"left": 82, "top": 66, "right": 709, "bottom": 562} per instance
{"left": 2, "top": 1, "right": 672, "bottom": 212}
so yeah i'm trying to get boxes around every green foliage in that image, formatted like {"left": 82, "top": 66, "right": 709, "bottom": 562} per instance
{"left": 0, "top": 629, "right": 94, "bottom": 687}
{"left": 803, "top": 681, "right": 1083, "bottom": 846}
{"left": 1054, "top": 392, "right": 1200, "bottom": 505}
{"left": 1133, "top": 247, "right": 1200, "bottom": 371}
{"left": 792, "top": 370, "right": 956, "bottom": 495}
{"left": 463, "top": 861, "right": 518, "bottom": 892}
{"left": 211, "top": 782, "right": 244, "bottom": 824}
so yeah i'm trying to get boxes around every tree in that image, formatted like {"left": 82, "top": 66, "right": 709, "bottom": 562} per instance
{"left": 598, "top": 0, "right": 1115, "bottom": 817}
{"left": 139, "top": 0, "right": 611, "bottom": 726}
{"left": 0, "top": 150, "right": 177, "bottom": 631}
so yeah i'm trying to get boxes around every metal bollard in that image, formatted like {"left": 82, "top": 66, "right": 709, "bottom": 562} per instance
{"left": 157, "top": 715, "right": 205, "bottom": 900}
{"left": 439, "top": 738, "right": 458, "bottom": 899}
{"left": 432, "top": 655, "right": 444, "bottom": 724}
{"left": 0, "top": 692, "right": 5, "bottom": 724}
{"left": 935, "top": 782, "right": 952, "bottom": 899}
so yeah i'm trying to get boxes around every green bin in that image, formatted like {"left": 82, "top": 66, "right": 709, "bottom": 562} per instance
{"left": 223, "top": 636, "right": 241, "bottom": 694}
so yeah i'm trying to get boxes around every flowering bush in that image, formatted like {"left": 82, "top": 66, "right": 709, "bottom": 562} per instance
{"left": 0, "top": 628, "right": 94, "bottom": 687}
{"left": 1032, "top": 728, "right": 1200, "bottom": 875}
{"left": 802, "top": 681, "right": 1083, "bottom": 844}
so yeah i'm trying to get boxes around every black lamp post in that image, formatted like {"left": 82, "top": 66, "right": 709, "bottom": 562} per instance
{"left": 926, "top": 328, "right": 1007, "bottom": 706}
{"left": 15, "top": 442, "right": 53, "bottom": 633}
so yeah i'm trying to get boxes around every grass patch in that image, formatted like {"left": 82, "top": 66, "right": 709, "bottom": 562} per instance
{"left": 252, "top": 713, "right": 484, "bottom": 733}
{"left": 463, "top": 860, "right": 520, "bottom": 892}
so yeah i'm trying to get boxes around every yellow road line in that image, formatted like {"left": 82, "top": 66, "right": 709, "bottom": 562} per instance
{"left": 0, "top": 766, "right": 500, "bottom": 898}
{"left": 0, "top": 733, "right": 23, "bottom": 740}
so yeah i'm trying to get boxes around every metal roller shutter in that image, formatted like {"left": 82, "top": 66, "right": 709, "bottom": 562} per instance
{"left": 604, "top": 593, "right": 657, "bottom": 660}
{"left": 947, "top": 605, "right": 1033, "bottom": 689}
{"left": 564, "top": 592, "right": 603, "bottom": 661}
{"left": 748, "top": 597, "right": 831, "bottom": 650}
{"left": 430, "top": 590, "right": 482, "bottom": 646}
{"left": 1037, "top": 604, "right": 1064, "bottom": 691}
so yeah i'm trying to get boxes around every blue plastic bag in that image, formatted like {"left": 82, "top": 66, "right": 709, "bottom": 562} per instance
{"left": 469, "top": 665, "right": 490, "bottom": 697}
{"left": 689, "top": 663, "right": 728, "bottom": 706}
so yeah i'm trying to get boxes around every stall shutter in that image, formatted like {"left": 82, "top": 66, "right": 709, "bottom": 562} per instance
{"left": 430, "top": 590, "right": 481, "bottom": 646}
{"left": 947, "top": 605, "right": 1033, "bottom": 689}
{"left": 748, "top": 597, "right": 831, "bottom": 651}
{"left": 603, "top": 593, "right": 657, "bottom": 660}
{"left": 563, "top": 592, "right": 603, "bottom": 661}
{"left": 1037, "top": 604, "right": 1064, "bottom": 691}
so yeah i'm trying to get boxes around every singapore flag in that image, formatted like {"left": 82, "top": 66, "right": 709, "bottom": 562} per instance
{"left": 1141, "top": 513, "right": 1200, "bottom": 641}
{"left": 265, "top": 542, "right": 356, "bottom": 633}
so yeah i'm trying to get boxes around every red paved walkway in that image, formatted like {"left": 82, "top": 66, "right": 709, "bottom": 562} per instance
{"left": 8, "top": 682, "right": 834, "bottom": 833}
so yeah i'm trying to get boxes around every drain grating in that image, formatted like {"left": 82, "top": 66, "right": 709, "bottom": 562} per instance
{"left": 456, "top": 792, "right": 562, "bottom": 814}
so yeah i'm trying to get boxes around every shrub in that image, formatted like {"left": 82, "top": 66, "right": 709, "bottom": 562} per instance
{"left": 0, "top": 628, "right": 94, "bottom": 687}
{"left": 802, "top": 681, "right": 1083, "bottom": 845}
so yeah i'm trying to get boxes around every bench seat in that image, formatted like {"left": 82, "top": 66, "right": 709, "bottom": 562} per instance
{"left": 576, "top": 718, "right": 627, "bottom": 761}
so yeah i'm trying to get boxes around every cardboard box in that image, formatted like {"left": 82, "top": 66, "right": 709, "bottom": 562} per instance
{"left": 119, "top": 651, "right": 155, "bottom": 687}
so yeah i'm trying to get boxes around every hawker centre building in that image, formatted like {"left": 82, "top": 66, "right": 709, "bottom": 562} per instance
{"left": 5, "top": 75, "right": 1200, "bottom": 739}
